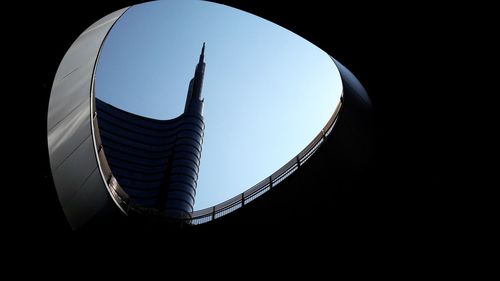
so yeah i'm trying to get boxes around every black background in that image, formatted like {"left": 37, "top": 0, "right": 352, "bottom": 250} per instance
{"left": 10, "top": 0, "right": 455, "bottom": 251}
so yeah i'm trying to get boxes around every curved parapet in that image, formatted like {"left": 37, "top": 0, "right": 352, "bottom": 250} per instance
{"left": 47, "top": 4, "right": 372, "bottom": 231}
{"left": 189, "top": 58, "right": 373, "bottom": 228}
{"left": 188, "top": 57, "right": 372, "bottom": 225}
{"left": 331, "top": 57, "right": 371, "bottom": 110}
{"left": 47, "top": 7, "right": 130, "bottom": 230}
{"left": 189, "top": 95, "right": 343, "bottom": 225}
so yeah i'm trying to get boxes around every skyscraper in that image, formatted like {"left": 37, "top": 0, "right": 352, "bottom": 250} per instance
{"left": 95, "top": 44, "right": 206, "bottom": 220}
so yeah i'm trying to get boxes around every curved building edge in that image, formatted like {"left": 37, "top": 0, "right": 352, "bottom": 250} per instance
{"left": 47, "top": 7, "right": 130, "bottom": 230}
{"left": 47, "top": 6, "right": 372, "bottom": 230}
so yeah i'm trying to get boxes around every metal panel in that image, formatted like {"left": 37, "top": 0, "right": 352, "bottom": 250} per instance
{"left": 52, "top": 136, "right": 97, "bottom": 204}
{"left": 63, "top": 168, "right": 111, "bottom": 230}
{"left": 53, "top": 8, "right": 128, "bottom": 83}
{"left": 49, "top": 8, "right": 125, "bottom": 129}
{"left": 48, "top": 61, "right": 93, "bottom": 130}
{"left": 47, "top": 7, "right": 129, "bottom": 230}
{"left": 48, "top": 100, "right": 90, "bottom": 171}
{"left": 331, "top": 57, "right": 371, "bottom": 108}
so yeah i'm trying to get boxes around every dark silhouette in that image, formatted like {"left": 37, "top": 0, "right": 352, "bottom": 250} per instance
{"left": 95, "top": 44, "right": 206, "bottom": 220}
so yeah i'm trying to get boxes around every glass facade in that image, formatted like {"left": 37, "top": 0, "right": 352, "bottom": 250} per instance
{"left": 95, "top": 44, "right": 206, "bottom": 219}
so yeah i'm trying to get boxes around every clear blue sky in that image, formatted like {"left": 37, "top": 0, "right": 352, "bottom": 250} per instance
{"left": 95, "top": 0, "right": 342, "bottom": 210}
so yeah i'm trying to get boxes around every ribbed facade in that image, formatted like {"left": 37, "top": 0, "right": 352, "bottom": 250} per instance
{"left": 95, "top": 44, "right": 206, "bottom": 219}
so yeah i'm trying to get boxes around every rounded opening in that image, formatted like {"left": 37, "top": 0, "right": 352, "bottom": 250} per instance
{"left": 92, "top": 0, "right": 343, "bottom": 222}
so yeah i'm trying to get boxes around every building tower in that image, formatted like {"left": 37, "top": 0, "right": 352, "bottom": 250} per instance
{"left": 95, "top": 44, "right": 206, "bottom": 220}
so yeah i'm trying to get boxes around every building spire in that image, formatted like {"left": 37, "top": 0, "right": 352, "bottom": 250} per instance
{"left": 199, "top": 42, "right": 205, "bottom": 63}
{"left": 185, "top": 43, "right": 206, "bottom": 113}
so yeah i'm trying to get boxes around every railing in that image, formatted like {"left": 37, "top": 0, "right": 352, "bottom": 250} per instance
{"left": 188, "top": 96, "right": 344, "bottom": 225}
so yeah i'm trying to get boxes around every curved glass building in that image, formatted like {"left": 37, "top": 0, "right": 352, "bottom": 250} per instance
{"left": 95, "top": 44, "right": 206, "bottom": 219}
